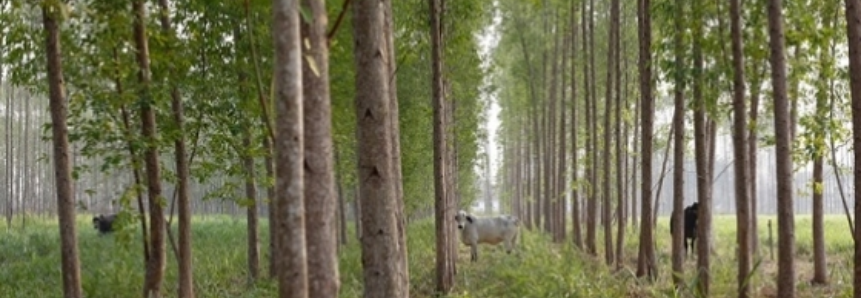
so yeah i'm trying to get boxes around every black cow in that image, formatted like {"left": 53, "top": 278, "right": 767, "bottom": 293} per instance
{"left": 670, "top": 202, "right": 698, "bottom": 256}
{"left": 92, "top": 214, "right": 117, "bottom": 235}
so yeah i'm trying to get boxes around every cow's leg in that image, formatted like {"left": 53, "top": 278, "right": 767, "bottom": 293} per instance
{"left": 471, "top": 244, "right": 478, "bottom": 262}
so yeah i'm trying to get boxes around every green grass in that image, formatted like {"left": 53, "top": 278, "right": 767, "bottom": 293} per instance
{"left": 0, "top": 214, "right": 854, "bottom": 297}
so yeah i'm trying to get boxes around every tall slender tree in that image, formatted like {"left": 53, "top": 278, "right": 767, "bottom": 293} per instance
{"left": 569, "top": 0, "right": 582, "bottom": 249}
{"left": 431, "top": 0, "right": 455, "bottom": 292}
{"left": 156, "top": 0, "right": 194, "bottom": 293}
{"left": 670, "top": 0, "right": 686, "bottom": 287}
{"left": 272, "top": 0, "right": 308, "bottom": 296}
{"left": 767, "top": 0, "right": 795, "bottom": 295}
{"left": 132, "top": 0, "right": 167, "bottom": 295}
{"left": 352, "top": 0, "right": 408, "bottom": 296}
{"left": 42, "top": 2, "right": 83, "bottom": 297}
{"left": 636, "top": 0, "right": 656, "bottom": 279}
{"left": 844, "top": 0, "right": 861, "bottom": 295}
{"left": 730, "top": 0, "right": 752, "bottom": 295}
{"left": 692, "top": 0, "right": 711, "bottom": 293}
{"left": 301, "top": 0, "right": 340, "bottom": 295}
{"left": 602, "top": 0, "right": 616, "bottom": 266}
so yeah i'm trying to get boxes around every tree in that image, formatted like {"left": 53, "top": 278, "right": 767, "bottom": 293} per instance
{"left": 569, "top": 0, "right": 582, "bottom": 249}
{"left": 42, "top": 2, "right": 83, "bottom": 297}
{"left": 670, "top": 0, "right": 686, "bottom": 287}
{"left": 584, "top": 0, "right": 597, "bottom": 256}
{"left": 272, "top": 0, "right": 308, "bottom": 296}
{"left": 691, "top": 0, "right": 711, "bottom": 294}
{"left": 730, "top": 0, "right": 752, "bottom": 295}
{"left": 602, "top": 0, "right": 616, "bottom": 265}
{"left": 844, "top": 0, "right": 861, "bottom": 296}
{"left": 352, "top": 0, "right": 408, "bottom": 296}
{"left": 132, "top": 0, "right": 168, "bottom": 295}
{"left": 156, "top": 0, "right": 194, "bottom": 294}
{"left": 767, "top": 0, "right": 795, "bottom": 295}
{"left": 430, "top": 0, "right": 455, "bottom": 293}
{"left": 301, "top": 0, "right": 339, "bottom": 295}
{"left": 636, "top": 0, "right": 657, "bottom": 279}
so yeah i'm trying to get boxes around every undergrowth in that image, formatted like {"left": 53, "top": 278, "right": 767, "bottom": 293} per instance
{"left": 0, "top": 214, "right": 853, "bottom": 297}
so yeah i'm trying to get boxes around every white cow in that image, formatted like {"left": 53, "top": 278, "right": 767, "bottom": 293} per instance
{"left": 454, "top": 210, "right": 520, "bottom": 262}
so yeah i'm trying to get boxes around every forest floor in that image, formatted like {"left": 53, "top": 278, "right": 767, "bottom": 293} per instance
{"left": 0, "top": 214, "right": 852, "bottom": 297}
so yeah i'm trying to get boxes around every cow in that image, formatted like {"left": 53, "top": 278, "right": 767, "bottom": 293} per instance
{"left": 454, "top": 210, "right": 520, "bottom": 262}
{"left": 92, "top": 214, "right": 117, "bottom": 235}
{"left": 670, "top": 202, "right": 698, "bottom": 256}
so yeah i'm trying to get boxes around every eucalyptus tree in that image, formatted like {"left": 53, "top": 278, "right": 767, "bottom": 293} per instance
{"left": 155, "top": 0, "right": 194, "bottom": 293}
{"left": 797, "top": 0, "right": 841, "bottom": 285}
{"left": 669, "top": 0, "right": 686, "bottom": 287}
{"left": 301, "top": 0, "right": 340, "bottom": 295}
{"left": 569, "top": 0, "right": 582, "bottom": 249}
{"left": 272, "top": 0, "right": 308, "bottom": 296}
{"left": 602, "top": 0, "right": 617, "bottom": 265}
{"left": 42, "top": 1, "right": 83, "bottom": 297}
{"left": 352, "top": 0, "right": 408, "bottom": 295}
{"left": 845, "top": 0, "right": 861, "bottom": 295}
{"left": 691, "top": 0, "right": 711, "bottom": 294}
{"left": 730, "top": 0, "right": 752, "bottom": 295}
{"left": 131, "top": 0, "right": 169, "bottom": 295}
{"left": 767, "top": 0, "right": 795, "bottom": 295}
{"left": 636, "top": 0, "right": 656, "bottom": 279}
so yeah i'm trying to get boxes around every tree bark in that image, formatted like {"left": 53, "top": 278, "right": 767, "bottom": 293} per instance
{"left": 583, "top": 0, "right": 597, "bottom": 256}
{"left": 352, "top": 0, "right": 407, "bottom": 296}
{"left": 570, "top": 0, "right": 582, "bottom": 249}
{"left": 42, "top": 3, "right": 83, "bottom": 297}
{"left": 692, "top": 0, "right": 711, "bottom": 293}
{"left": 730, "top": 0, "right": 751, "bottom": 295}
{"left": 300, "top": 0, "right": 340, "bottom": 296}
{"left": 132, "top": 1, "right": 167, "bottom": 296}
{"left": 156, "top": 0, "right": 194, "bottom": 294}
{"left": 272, "top": 0, "right": 308, "bottom": 296}
{"left": 242, "top": 136, "right": 260, "bottom": 281}
{"left": 602, "top": 0, "right": 615, "bottom": 265}
{"left": 382, "top": 1, "right": 410, "bottom": 293}
{"left": 843, "top": 0, "right": 861, "bottom": 296}
{"left": 430, "top": 0, "right": 455, "bottom": 293}
{"left": 636, "top": 0, "right": 656, "bottom": 279}
{"left": 670, "top": 0, "right": 686, "bottom": 287}
{"left": 767, "top": 0, "right": 795, "bottom": 295}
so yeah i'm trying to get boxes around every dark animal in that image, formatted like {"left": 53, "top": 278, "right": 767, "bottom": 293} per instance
{"left": 670, "top": 202, "right": 698, "bottom": 256}
{"left": 92, "top": 214, "right": 117, "bottom": 235}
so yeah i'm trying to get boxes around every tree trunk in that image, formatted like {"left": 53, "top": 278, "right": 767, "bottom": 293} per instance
{"left": 843, "top": 0, "right": 861, "bottom": 296}
{"left": 602, "top": 0, "right": 616, "bottom": 266}
{"left": 242, "top": 136, "right": 260, "bottom": 281}
{"left": 263, "top": 135, "right": 277, "bottom": 278}
{"left": 382, "top": 1, "right": 410, "bottom": 293}
{"left": 767, "top": 0, "right": 795, "bottom": 295}
{"left": 691, "top": 0, "right": 711, "bottom": 293}
{"left": 352, "top": 0, "right": 407, "bottom": 296}
{"left": 636, "top": 0, "right": 656, "bottom": 279}
{"left": 670, "top": 0, "right": 686, "bottom": 287}
{"left": 156, "top": 0, "right": 194, "bottom": 295}
{"left": 570, "top": 0, "right": 582, "bottom": 249}
{"left": 730, "top": 0, "right": 751, "bottom": 295}
{"left": 583, "top": 0, "right": 597, "bottom": 256}
{"left": 132, "top": 1, "right": 167, "bottom": 296}
{"left": 430, "top": 0, "right": 454, "bottom": 292}
{"left": 42, "top": 4, "right": 83, "bottom": 297}
{"left": 812, "top": 5, "right": 837, "bottom": 284}
{"left": 301, "top": 0, "right": 340, "bottom": 295}
{"left": 272, "top": 0, "right": 308, "bottom": 296}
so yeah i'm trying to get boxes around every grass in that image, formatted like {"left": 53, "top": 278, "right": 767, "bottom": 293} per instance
{"left": 0, "top": 214, "right": 854, "bottom": 297}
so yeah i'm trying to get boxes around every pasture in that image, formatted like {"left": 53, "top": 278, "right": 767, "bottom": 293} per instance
{"left": 0, "top": 215, "right": 853, "bottom": 297}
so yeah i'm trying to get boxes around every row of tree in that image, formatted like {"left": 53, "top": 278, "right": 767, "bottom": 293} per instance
{"left": 493, "top": 0, "right": 859, "bottom": 297}
{"left": 1, "top": 0, "right": 492, "bottom": 297}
